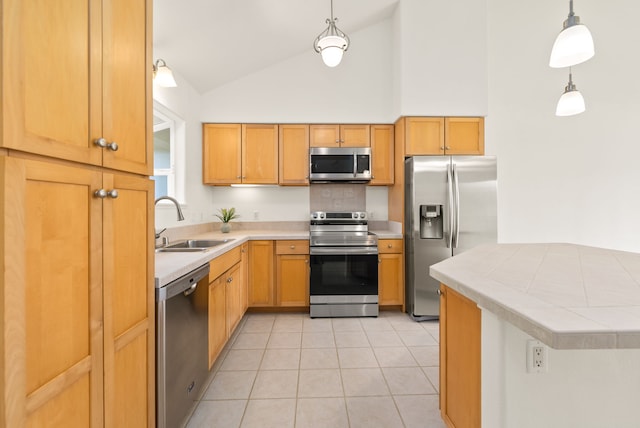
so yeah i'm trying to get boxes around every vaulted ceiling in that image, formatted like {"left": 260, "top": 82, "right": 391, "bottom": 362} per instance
{"left": 153, "top": 0, "right": 399, "bottom": 93}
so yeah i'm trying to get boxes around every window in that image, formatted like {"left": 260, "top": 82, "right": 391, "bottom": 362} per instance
{"left": 152, "top": 101, "right": 185, "bottom": 202}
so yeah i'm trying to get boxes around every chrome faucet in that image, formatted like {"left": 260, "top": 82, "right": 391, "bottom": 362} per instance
{"left": 154, "top": 196, "right": 185, "bottom": 241}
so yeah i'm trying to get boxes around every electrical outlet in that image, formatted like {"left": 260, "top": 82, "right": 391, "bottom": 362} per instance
{"left": 253, "top": 211, "right": 259, "bottom": 220}
{"left": 526, "top": 340, "right": 548, "bottom": 373}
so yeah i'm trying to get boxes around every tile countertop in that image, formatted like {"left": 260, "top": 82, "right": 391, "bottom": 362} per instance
{"left": 429, "top": 243, "right": 640, "bottom": 350}
{"left": 155, "top": 228, "right": 401, "bottom": 288}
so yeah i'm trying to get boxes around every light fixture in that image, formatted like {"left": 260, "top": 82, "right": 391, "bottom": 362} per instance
{"left": 556, "top": 71, "right": 585, "bottom": 116}
{"left": 153, "top": 59, "right": 177, "bottom": 87}
{"left": 313, "top": 0, "right": 350, "bottom": 67}
{"left": 549, "top": 0, "right": 594, "bottom": 68}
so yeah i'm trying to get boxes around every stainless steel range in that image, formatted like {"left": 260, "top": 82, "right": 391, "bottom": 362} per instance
{"left": 309, "top": 211, "right": 379, "bottom": 317}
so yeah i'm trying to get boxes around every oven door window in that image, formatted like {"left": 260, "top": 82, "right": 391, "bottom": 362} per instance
{"left": 310, "top": 155, "right": 354, "bottom": 174}
{"left": 310, "top": 254, "right": 378, "bottom": 296}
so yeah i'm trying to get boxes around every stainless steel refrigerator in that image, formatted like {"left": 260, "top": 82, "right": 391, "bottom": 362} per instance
{"left": 405, "top": 156, "right": 497, "bottom": 319}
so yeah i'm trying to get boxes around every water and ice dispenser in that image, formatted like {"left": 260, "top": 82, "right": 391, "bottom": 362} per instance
{"left": 420, "top": 205, "right": 443, "bottom": 239}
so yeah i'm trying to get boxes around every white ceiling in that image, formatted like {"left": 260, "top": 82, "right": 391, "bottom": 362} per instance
{"left": 153, "top": 0, "right": 399, "bottom": 93}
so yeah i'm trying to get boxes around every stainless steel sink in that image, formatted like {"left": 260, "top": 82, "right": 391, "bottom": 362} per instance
{"left": 156, "top": 238, "right": 235, "bottom": 253}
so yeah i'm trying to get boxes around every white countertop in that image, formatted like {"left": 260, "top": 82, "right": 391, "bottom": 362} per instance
{"left": 429, "top": 243, "right": 640, "bottom": 350}
{"left": 155, "top": 228, "right": 401, "bottom": 288}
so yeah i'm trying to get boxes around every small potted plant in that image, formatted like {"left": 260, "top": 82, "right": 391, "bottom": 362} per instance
{"left": 216, "top": 207, "right": 239, "bottom": 233}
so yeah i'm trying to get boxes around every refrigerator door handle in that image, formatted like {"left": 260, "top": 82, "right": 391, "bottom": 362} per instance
{"left": 447, "top": 163, "right": 454, "bottom": 249}
{"left": 452, "top": 163, "right": 460, "bottom": 248}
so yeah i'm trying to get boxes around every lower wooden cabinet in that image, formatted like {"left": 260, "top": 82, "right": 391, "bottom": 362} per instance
{"left": 207, "top": 246, "right": 244, "bottom": 368}
{"left": 248, "top": 240, "right": 275, "bottom": 307}
{"left": 378, "top": 239, "right": 404, "bottom": 306}
{"left": 276, "top": 240, "right": 310, "bottom": 307}
{"left": 208, "top": 275, "right": 227, "bottom": 368}
{"left": 440, "top": 284, "right": 481, "bottom": 428}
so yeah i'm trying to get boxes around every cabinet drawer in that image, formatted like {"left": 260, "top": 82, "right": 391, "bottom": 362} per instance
{"left": 276, "top": 240, "right": 310, "bottom": 255}
{"left": 378, "top": 239, "right": 403, "bottom": 254}
{"left": 209, "top": 246, "right": 242, "bottom": 280}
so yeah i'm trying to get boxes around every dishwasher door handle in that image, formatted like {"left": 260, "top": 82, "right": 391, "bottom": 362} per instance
{"left": 183, "top": 282, "right": 198, "bottom": 296}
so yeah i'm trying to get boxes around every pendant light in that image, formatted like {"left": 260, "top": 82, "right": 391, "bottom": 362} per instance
{"left": 313, "top": 0, "right": 350, "bottom": 67}
{"left": 555, "top": 71, "right": 585, "bottom": 116}
{"left": 153, "top": 59, "right": 178, "bottom": 87}
{"left": 549, "top": 0, "right": 594, "bottom": 68}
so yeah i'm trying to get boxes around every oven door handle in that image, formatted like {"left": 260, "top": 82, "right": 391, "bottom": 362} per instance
{"left": 310, "top": 247, "right": 379, "bottom": 256}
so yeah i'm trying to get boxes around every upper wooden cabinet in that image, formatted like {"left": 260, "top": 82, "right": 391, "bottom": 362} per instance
{"left": 1, "top": 0, "right": 152, "bottom": 175}
{"left": 310, "top": 124, "right": 370, "bottom": 147}
{"left": 402, "top": 117, "right": 484, "bottom": 156}
{"left": 203, "top": 124, "right": 278, "bottom": 185}
{"left": 370, "top": 125, "right": 395, "bottom": 186}
{"left": 279, "top": 125, "right": 309, "bottom": 185}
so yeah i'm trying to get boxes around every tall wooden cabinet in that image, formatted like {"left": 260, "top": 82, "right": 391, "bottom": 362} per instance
{"left": 1, "top": 0, "right": 154, "bottom": 426}
{"left": 279, "top": 125, "right": 310, "bottom": 185}
{"left": 370, "top": 125, "right": 395, "bottom": 185}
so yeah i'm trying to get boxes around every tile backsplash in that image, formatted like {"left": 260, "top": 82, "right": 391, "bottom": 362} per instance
{"left": 309, "top": 183, "right": 366, "bottom": 212}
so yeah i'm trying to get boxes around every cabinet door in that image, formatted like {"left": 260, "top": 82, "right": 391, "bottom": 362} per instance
{"left": 279, "top": 125, "right": 310, "bottom": 185}
{"left": 208, "top": 277, "right": 226, "bottom": 368}
{"left": 101, "top": 0, "right": 152, "bottom": 175}
{"left": 370, "top": 125, "right": 394, "bottom": 185}
{"left": 309, "top": 125, "right": 340, "bottom": 147}
{"left": 103, "top": 173, "right": 154, "bottom": 427}
{"left": 378, "top": 240, "right": 404, "bottom": 306}
{"left": 444, "top": 117, "right": 485, "bottom": 155}
{"left": 225, "top": 264, "right": 242, "bottom": 337}
{"left": 276, "top": 255, "right": 310, "bottom": 306}
{"left": 240, "top": 243, "right": 249, "bottom": 313}
{"left": 2, "top": 0, "right": 102, "bottom": 166}
{"left": 405, "top": 117, "right": 445, "bottom": 155}
{"left": 276, "top": 241, "right": 310, "bottom": 307}
{"left": 339, "top": 125, "right": 370, "bottom": 147}
{"left": 440, "top": 284, "right": 481, "bottom": 428}
{"left": 242, "top": 124, "right": 278, "bottom": 184}
{"left": 203, "top": 124, "right": 242, "bottom": 184}
{"left": 248, "top": 241, "right": 275, "bottom": 307}
{"left": 1, "top": 156, "right": 103, "bottom": 427}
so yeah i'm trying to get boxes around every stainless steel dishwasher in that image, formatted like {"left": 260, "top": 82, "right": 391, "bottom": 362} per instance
{"left": 156, "top": 263, "right": 210, "bottom": 428}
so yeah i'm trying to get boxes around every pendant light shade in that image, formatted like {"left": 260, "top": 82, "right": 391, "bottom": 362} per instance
{"left": 313, "top": 0, "right": 350, "bottom": 67}
{"left": 556, "top": 72, "right": 585, "bottom": 116}
{"left": 549, "top": 0, "right": 594, "bottom": 68}
{"left": 153, "top": 59, "right": 177, "bottom": 87}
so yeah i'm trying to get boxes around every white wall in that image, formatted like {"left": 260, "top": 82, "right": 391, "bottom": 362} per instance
{"left": 396, "top": 0, "right": 488, "bottom": 116}
{"left": 487, "top": 0, "right": 640, "bottom": 252}
{"left": 482, "top": 314, "right": 640, "bottom": 428}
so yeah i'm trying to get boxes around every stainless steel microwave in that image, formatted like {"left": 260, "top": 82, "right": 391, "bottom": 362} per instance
{"left": 309, "top": 147, "right": 372, "bottom": 182}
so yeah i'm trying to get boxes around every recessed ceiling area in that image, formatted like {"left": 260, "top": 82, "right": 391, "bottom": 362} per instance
{"left": 153, "top": 0, "right": 399, "bottom": 93}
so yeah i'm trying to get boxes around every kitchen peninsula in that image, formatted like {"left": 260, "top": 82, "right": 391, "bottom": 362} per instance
{"left": 430, "top": 243, "right": 640, "bottom": 428}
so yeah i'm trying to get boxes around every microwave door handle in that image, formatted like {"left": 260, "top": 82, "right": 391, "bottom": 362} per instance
{"left": 447, "top": 163, "right": 454, "bottom": 249}
{"left": 353, "top": 154, "right": 357, "bottom": 178}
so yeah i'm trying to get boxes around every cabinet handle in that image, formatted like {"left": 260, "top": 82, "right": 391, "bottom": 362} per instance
{"left": 236, "top": 176, "right": 241, "bottom": 179}
{"left": 387, "top": 244, "right": 393, "bottom": 248}
{"left": 290, "top": 245, "right": 295, "bottom": 249}
{"left": 440, "top": 146, "right": 445, "bottom": 151}
{"left": 437, "top": 289, "right": 443, "bottom": 296}
{"left": 94, "top": 189, "right": 119, "bottom": 199}
{"left": 305, "top": 259, "right": 309, "bottom": 264}
{"left": 227, "top": 276, "right": 233, "bottom": 283}
{"left": 94, "top": 138, "right": 119, "bottom": 151}
{"left": 242, "top": 176, "right": 246, "bottom": 179}
{"left": 446, "top": 146, "right": 451, "bottom": 150}
{"left": 378, "top": 258, "right": 382, "bottom": 263}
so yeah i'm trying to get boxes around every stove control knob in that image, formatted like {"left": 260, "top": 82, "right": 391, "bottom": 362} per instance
{"left": 319, "top": 213, "right": 325, "bottom": 219}
{"left": 360, "top": 213, "right": 366, "bottom": 219}
{"left": 312, "top": 213, "right": 317, "bottom": 219}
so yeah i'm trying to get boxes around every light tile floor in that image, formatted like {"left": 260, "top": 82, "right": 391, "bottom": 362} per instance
{"left": 186, "top": 311, "right": 445, "bottom": 428}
